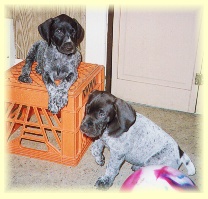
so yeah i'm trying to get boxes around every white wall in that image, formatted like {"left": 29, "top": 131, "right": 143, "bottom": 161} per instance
{"left": 5, "top": 18, "right": 15, "bottom": 70}
{"left": 85, "top": 7, "right": 108, "bottom": 66}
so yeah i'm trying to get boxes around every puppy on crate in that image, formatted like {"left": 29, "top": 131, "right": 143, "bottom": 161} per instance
{"left": 18, "top": 14, "right": 84, "bottom": 114}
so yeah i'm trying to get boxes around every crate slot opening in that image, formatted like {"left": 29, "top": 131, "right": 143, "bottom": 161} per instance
{"left": 27, "top": 107, "right": 38, "bottom": 123}
{"left": 47, "top": 112, "right": 62, "bottom": 127}
{"left": 17, "top": 105, "right": 28, "bottom": 121}
{"left": 7, "top": 103, "right": 20, "bottom": 119}
{"left": 24, "top": 132, "right": 44, "bottom": 139}
{"left": 45, "top": 128, "right": 61, "bottom": 152}
{"left": 25, "top": 125, "right": 41, "bottom": 131}
{"left": 20, "top": 138, "right": 48, "bottom": 151}
{"left": 7, "top": 123, "right": 22, "bottom": 142}
{"left": 37, "top": 108, "right": 49, "bottom": 125}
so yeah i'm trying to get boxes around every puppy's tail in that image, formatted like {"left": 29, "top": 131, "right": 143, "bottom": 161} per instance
{"left": 179, "top": 147, "right": 196, "bottom": 176}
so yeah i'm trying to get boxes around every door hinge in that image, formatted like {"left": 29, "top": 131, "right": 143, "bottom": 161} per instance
{"left": 195, "top": 73, "right": 203, "bottom": 85}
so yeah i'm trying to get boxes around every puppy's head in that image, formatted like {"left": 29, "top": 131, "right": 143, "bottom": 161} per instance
{"left": 80, "top": 90, "right": 136, "bottom": 138}
{"left": 38, "top": 14, "right": 84, "bottom": 55}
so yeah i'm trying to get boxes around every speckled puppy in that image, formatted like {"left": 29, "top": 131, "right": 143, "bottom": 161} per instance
{"left": 80, "top": 90, "right": 196, "bottom": 190}
{"left": 18, "top": 14, "right": 84, "bottom": 114}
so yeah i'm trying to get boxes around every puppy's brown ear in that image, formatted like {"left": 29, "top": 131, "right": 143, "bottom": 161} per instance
{"left": 38, "top": 18, "right": 53, "bottom": 45}
{"left": 108, "top": 98, "right": 136, "bottom": 138}
{"left": 73, "top": 18, "right": 84, "bottom": 45}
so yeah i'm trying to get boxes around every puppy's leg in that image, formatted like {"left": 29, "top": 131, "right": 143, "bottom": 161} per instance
{"left": 42, "top": 72, "right": 59, "bottom": 114}
{"left": 55, "top": 71, "right": 78, "bottom": 112}
{"left": 43, "top": 71, "right": 77, "bottom": 114}
{"left": 35, "top": 65, "right": 42, "bottom": 74}
{"left": 54, "top": 53, "right": 81, "bottom": 112}
{"left": 95, "top": 152, "right": 125, "bottom": 190}
{"left": 91, "top": 139, "right": 105, "bottom": 166}
{"left": 18, "top": 42, "right": 41, "bottom": 83}
{"left": 131, "top": 164, "right": 144, "bottom": 171}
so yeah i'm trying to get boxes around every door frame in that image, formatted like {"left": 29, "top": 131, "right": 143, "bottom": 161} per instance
{"left": 106, "top": 7, "right": 114, "bottom": 93}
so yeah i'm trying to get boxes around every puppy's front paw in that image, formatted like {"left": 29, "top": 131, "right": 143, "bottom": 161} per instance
{"left": 48, "top": 98, "right": 59, "bottom": 114}
{"left": 56, "top": 91, "right": 68, "bottom": 110}
{"left": 95, "top": 176, "right": 112, "bottom": 190}
{"left": 48, "top": 105, "right": 59, "bottom": 114}
{"left": 131, "top": 165, "right": 141, "bottom": 171}
{"left": 59, "top": 94, "right": 68, "bottom": 108}
{"left": 18, "top": 75, "right": 32, "bottom": 83}
{"left": 95, "top": 155, "right": 105, "bottom": 166}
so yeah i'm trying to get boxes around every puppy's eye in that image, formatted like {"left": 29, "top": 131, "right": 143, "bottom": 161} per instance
{"left": 69, "top": 29, "right": 76, "bottom": 38}
{"left": 56, "top": 29, "right": 64, "bottom": 36}
{"left": 98, "top": 109, "right": 105, "bottom": 118}
{"left": 70, "top": 28, "right": 75, "bottom": 34}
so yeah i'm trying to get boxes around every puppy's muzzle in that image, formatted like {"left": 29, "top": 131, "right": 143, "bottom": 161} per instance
{"left": 80, "top": 120, "right": 92, "bottom": 131}
{"left": 62, "top": 42, "right": 76, "bottom": 54}
{"left": 80, "top": 119, "right": 96, "bottom": 137}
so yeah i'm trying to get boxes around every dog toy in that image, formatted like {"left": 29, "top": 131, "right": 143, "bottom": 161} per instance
{"left": 121, "top": 165, "right": 196, "bottom": 191}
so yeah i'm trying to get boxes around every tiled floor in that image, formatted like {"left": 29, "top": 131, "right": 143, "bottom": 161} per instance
{"left": 6, "top": 103, "right": 202, "bottom": 192}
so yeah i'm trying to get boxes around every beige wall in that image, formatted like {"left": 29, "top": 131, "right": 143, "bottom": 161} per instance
{"left": 6, "top": 5, "right": 86, "bottom": 61}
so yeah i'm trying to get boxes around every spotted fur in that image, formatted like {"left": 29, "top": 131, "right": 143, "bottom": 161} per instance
{"left": 18, "top": 14, "right": 84, "bottom": 114}
{"left": 80, "top": 91, "right": 196, "bottom": 190}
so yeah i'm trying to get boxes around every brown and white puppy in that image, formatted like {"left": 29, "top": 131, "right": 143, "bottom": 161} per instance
{"left": 80, "top": 90, "right": 196, "bottom": 190}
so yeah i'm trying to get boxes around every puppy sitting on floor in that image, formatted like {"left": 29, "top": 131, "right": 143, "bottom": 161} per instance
{"left": 18, "top": 14, "right": 84, "bottom": 114}
{"left": 80, "top": 90, "right": 196, "bottom": 190}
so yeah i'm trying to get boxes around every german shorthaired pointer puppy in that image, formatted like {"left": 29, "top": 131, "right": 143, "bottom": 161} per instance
{"left": 18, "top": 14, "right": 84, "bottom": 114}
{"left": 80, "top": 90, "right": 196, "bottom": 190}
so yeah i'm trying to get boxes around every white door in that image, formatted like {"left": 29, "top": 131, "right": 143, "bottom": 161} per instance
{"left": 112, "top": 7, "right": 202, "bottom": 113}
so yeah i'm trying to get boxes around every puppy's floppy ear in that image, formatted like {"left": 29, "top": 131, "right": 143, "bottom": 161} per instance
{"left": 85, "top": 90, "right": 101, "bottom": 114}
{"left": 38, "top": 18, "right": 53, "bottom": 45}
{"left": 87, "top": 90, "right": 101, "bottom": 103}
{"left": 73, "top": 18, "right": 84, "bottom": 45}
{"left": 108, "top": 98, "right": 136, "bottom": 138}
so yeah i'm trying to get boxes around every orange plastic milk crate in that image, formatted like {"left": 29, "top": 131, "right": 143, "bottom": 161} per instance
{"left": 5, "top": 61, "right": 105, "bottom": 166}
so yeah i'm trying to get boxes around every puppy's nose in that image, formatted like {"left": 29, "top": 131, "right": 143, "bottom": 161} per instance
{"left": 63, "top": 42, "right": 74, "bottom": 51}
{"left": 80, "top": 121, "right": 93, "bottom": 131}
